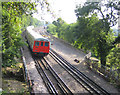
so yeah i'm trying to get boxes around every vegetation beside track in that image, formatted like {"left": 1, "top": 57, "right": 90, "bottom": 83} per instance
{"left": 47, "top": 1, "right": 120, "bottom": 66}
{"left": 1, "top": 1, "right": 50, "bottom": 94}
{"left": 47, "top": 0, "right": 120, "bottom": 88}
{"left": 2, "top": 63, "right": 30, "bottom": 94}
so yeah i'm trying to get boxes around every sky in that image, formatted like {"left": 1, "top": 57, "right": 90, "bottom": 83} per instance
{"left": 33, "top": 0, "right": 86, "bottom": 24}
{"left": 33, "top": 0, "right": 119, "bottom": 29}
{"left": 49, "top": 0, "right": 86, "bottom": 23}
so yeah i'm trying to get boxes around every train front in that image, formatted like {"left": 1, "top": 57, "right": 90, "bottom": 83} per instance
{"left": 32, "top": 38, "right": 50, "bottom": 56}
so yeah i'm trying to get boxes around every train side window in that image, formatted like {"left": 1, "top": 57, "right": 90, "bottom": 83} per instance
{"left": 35, "top": 41, "right": 39, "bottom": 46}
{"left": 45, "top": 42, "right": 49, "bottom": 47}
{"left": 41, "top": 42, "right": 43, "bottom": 46}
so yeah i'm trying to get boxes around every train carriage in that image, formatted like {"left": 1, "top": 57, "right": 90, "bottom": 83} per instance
{"left": 25, "top": 26, "right": 50, "bottom": 56}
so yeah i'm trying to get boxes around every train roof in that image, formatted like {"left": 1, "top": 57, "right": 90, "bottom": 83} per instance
{"left": 26, "top": 26, "right": 49, "bottom": 41}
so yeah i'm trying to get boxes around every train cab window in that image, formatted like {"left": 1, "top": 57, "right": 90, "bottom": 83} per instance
{"left": 35, "top": 41, "right": 39, "bottom": 46}
{"left": 41, "top": 42, "right": 43, "bottom": 46}
{"left": 45, "top": 42, "right": 49, "bottom": 47}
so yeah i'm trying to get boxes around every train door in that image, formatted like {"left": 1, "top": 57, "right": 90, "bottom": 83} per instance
{"left": 40, "top": 41, "right": 44, "bottom": 52}
{"left": 40, "top": 41, "right": 49, "bottom": 53}
{"left": 33, "top": 41, "right": 40, "bottom": 52}
{"left": 44, "top": 42, "right": 49, "bottom": 53}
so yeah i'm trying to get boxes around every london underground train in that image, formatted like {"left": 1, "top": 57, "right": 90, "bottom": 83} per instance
{"left": 25, "top": 26, "right": 50, "bottom": 56}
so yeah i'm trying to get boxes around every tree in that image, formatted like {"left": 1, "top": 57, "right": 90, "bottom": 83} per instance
{"left": 2, "top": 2, "right": 37, "bottom": 66}
{"left": 47, "top": 24, "right": 57, "bottom": 35}
{"left": 60, "top": 23, "right": 75, "bottom": 44}
{"left": 75, "top": 0, "right": 120, "bottom": 66}
{"left": 107, "top": 45, "right": 120, "bottom": 68}
{"left": 52, "top": 18, "right": 66, "bottom": 38}
{"left": 2, "top": 1, "right": 51, "bottom": 67}
{"left": 47, "top": 18, "right": 75, "bottom": 44}
{"left": 30, "top": 17, "right": 44, "bottom": 27}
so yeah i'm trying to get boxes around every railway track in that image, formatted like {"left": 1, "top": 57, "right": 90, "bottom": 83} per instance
{"left": 33, "top": 29, "right": 110, "bottom": 94}
{"left": 33, "top": 57, "right": 73, "bottom": 94}
{"left": 49, "top": 49, "right": 110, "bottom": 95}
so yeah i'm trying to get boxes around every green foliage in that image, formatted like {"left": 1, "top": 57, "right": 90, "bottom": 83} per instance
{"left": 30, "top": 17, "right": 44, "bottom": 27}
{"left": 75, "top": 2, "right": 99, "bottom": 17}
{"left": 20, "top": 15, "right": 44, "bottom": 32}
{"left": 52, "top": 18, "right": 66, "bottom": 38}
{"left": 47, "top": 24, "right": 57, "bottom": 35}
{"left": 21, "top": 14, "right": 31, "bottom": 32}
{"left": 74, "top": 0, "right": 120, "bottom": 66}
{"left": 61, "top": 24, "right": 75, "bottom": 44}
{"left": 47, "top": 18, "right": 75, "bottom": 44}
{"left": 73, "top": 14, "right": 105, "bottom": 54}
{"left": 107, "top": 45, "right": 120, "bottom": 68}
{"left": 2, "top": 2, "right": 37, "bottom": 67}
{"left": 47, "top": 1, "right": 120, "bottom": 67}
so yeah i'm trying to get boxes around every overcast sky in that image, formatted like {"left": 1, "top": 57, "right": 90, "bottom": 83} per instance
{"left": 33, "top": 0, "right": 86, "bottom": 23}
{"left": 33, "top": 0, "right": 118, "bottom": 29}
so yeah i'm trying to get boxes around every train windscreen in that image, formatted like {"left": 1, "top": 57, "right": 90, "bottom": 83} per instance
{"left": 45, "top": 42, "right": 49, "bottom": 47}
{"left": 35, "top": 41, "right": 39, "bottom": 46}
{"left": 41, "top": 42, "right": 43, "bottom": 46}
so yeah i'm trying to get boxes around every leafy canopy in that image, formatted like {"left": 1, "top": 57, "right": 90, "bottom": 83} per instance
{"left": 2, "top": 2, "right": 37, "bottom": 66}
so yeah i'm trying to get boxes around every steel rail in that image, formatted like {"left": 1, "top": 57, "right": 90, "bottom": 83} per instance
{"left": 49, "top": 50, "right": 96, "bottom": 94}
{"left": 50, "top": 49, "right": 110, "bottom": 95}
{"left": 34, "top": 58, "right": 58, "bottom": 94}
{"left": 40, "top": 58, "right": 68, "bottom": 94}
{"left": 42, "top": 57, "right": 73, "bottom": 95}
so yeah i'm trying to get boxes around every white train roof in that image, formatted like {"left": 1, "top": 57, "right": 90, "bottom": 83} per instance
{"left": 27, "top": 26, "right": 49, "bottom": 41}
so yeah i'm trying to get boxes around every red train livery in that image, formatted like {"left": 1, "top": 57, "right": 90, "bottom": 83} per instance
{"left": 25, "top": 26, "right": 50, "bottom": 56}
